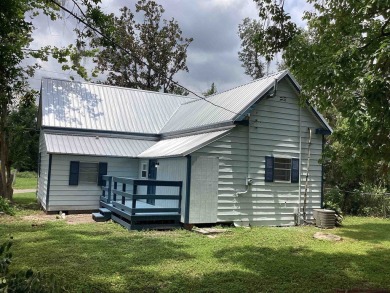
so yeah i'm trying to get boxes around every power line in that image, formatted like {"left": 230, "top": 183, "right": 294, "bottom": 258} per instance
{"left": 48, "top": 0, "right": 240, "bottom": 116}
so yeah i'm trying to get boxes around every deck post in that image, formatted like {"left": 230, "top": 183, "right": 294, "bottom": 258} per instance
{"left": 122, "top": 183, "right": 126, "bottom": 205}
{"left": 107, "top": 176, "right": 112, "bottom": 203}
{"left": 113, "top": 181, "right": 117, "bottom": 201}
{"left": 132, "top": 183, "right": 137, "bottom": 215}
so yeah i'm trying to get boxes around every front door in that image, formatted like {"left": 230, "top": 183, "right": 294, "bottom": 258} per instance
{"left": 147, "top": 159, "right": 157, "bottom": 205}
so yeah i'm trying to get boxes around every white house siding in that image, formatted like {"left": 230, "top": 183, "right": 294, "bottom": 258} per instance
{"left": 47, "top": 154, "right": 138, "bottom": 211}
{"left": 153, "top": 157, "right": 187, "bottom": 222}
{"left": 37, "top": 132, "right": 49, "bottom": 209}
{"left": 193, "top": 78, "right": 323, "bottom": 226}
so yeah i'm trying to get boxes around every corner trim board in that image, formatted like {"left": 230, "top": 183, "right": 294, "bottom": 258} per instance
{"left": 321, "top": 135, "right": 325, "bottom": 208}
{"left": 45, "top": 154, "right": 53, "bottom": 211}
{"left": 184, "top": 155, "right": 192, "bottom": 224}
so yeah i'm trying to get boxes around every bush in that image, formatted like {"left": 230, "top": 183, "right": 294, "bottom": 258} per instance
{"left": 324, "top": 184, "right": 390, "bottom": 217}
{"left": 15, "top": 171, "right": 37, "bottom": 179}
{"left": 0, "top": 238, "right": 67, "bottom": 293}
{"left": 0, "top": 198, "right": 15, "bottom": 216}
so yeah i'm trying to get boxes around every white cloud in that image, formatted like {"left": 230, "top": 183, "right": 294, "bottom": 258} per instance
{"left": 28, "top": 0, "right": 308, "bottom": 92}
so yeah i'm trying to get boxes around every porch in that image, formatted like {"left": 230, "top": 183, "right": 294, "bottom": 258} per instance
{"left": 93, "top": 175, "right": 183, "bottom": 230}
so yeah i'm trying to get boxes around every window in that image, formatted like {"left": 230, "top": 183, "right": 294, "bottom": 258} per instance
{"left": 69, "top": 161, "right": 107, "bottom": 186}
{"left": 264, "top": 156, "right": 299, "bottom": 183}
{"left": 274, "top": 158, "right": 291, "bottom": 182}
{"left": 79, "top": 162, "right": 98, "bottom": 184}
{"left": 141, "top": 163, "right": 147, "bottom": 178}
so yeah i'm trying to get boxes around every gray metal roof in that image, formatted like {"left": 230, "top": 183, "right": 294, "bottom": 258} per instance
{"left": 138, "top": 129, "right": 231, "bottom": 158}
{"left": 45, "top": 133, "right": 156, "bottom": 157}
{"left": 40, "top": 71, "right": 332, "bottom": 136}
{"left": 160, "top": 71, "right": 288, "bottom": 133}
{"left": 40, "top": 78, "right": 194, "bottom": 134}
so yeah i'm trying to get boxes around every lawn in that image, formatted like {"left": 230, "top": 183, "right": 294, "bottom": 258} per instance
{"left": 1, "top": 193, "right": 390, "bottom": 293}
{"left": 13, "top": 171, "right": 37, "bottom": 190}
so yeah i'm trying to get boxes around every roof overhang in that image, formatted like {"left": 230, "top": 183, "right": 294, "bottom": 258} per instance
{"left": 138, "top": 129, "right": 231, "bottom": 158}
{"left": 44, "top": 133, "right": 156, "bottom": 158}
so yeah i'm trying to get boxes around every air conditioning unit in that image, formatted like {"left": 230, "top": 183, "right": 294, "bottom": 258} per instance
{"left": 313, "top": 209, "right": 335, "bottom": 229}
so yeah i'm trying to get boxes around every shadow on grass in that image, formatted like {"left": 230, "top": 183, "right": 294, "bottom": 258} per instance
{"left": 335, "top": 222, "right": 390, "bottom": 243}
{"left": 4, "top": 221, "right": 390, "bottom": 293}
{"left": 212, "top": 245, "right": 390, "bottom": 293}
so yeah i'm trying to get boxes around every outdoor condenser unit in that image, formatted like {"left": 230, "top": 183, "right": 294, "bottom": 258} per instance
{"left": 313, "top": 209, "right": 336, "bottom": 229}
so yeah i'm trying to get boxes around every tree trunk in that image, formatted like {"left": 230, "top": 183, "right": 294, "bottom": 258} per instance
{"left": 0, "top": 101, "right": 13, "bottom": 200}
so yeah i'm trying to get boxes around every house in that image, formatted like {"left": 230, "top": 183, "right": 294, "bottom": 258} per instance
{"left": 37, "top": 70, "right": 332, "bottom": 227}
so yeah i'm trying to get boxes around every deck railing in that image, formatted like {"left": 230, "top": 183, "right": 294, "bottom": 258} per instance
{"left": 101, "top": 175, "right": 182, "bottom": 216}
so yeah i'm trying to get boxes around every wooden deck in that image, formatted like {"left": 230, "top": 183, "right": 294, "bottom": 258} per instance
{"left": 97, "top": 176, "right": 182, "bottom": 230}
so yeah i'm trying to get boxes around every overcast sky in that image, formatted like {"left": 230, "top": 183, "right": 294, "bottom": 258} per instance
{"left": 29, "top": 0, "right": 309, "bottom": 94}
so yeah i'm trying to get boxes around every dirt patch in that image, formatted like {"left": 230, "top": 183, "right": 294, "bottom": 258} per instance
{"left": 313, "top": 232, "right": 342, "bottom": 241}
{"left": 22, "top": 213, "right": 99, "bottom": 225}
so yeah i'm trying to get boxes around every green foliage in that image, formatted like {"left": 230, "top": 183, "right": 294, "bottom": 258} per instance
{"left": 0, "top": 198, "right": 15, "bottom": 216}
{"left": 325, "top": 184, "right": 390, "bottom": 217}
{"left": 202, "top": 82, "right": 217, "bottom": 96}
{"left": 0, "top": 238, "right": 66, "bottom": 293}
{"left": 14, "top": 172, "right": 37, "bottom": 179}
{"left": 238, "top": 18, "right": 266, "bottom": 79}
{"left": 9, "top": 93, "right": 39, "bottom": 172}
{"left": 284, "top": 0, "right": 390, "bottom": 186}
{"left": 75, "top": 0, "right": 193, "bottom": 92}
{"left": 251, "top": 0, "right": 298, "bottom": 62}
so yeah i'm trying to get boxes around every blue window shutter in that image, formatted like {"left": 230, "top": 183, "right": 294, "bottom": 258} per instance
{"left": 69, "top": 161, "right": 79, "bottom": 186}
{"left": 98, "top": 162, "right": 108, "bottom": 186}
{"left": 265, "top": 156, "right": 274, "bottom": 182}
{"left": 291, "top": 158, "right": 299, "bottom": 183}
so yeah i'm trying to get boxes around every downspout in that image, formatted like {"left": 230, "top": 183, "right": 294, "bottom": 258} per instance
{"left": 298, "top": 107, "right": 302, "bottom": 225}
{"left": 184, "top": 155, "right": 192, "bottom": 224}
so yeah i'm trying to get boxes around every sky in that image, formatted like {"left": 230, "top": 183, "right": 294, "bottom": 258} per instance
{"left": 29, "top": 0, "right": 310, "bottom": 95}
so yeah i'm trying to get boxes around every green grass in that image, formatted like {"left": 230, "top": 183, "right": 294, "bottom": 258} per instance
{"left": 13, "top": 171, "right": 37, "bottom": 189}
{"left": 1, "top": 193, "right": 390, "bottom": 293}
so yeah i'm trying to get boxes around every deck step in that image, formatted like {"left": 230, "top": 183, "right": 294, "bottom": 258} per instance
{"left": 92, "top": 212, "right": 109, "bottom": 222}
{"left": 98, "top": 208, "right": 112, "bottom": 218}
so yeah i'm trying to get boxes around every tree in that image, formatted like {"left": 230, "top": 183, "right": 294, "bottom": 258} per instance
{"left": 238, "top": 18, "right": 266, "bottom": 79}
{"left": 0, "top": 0, "right": 88, "bottom": 200}
{"left": 76, "top": 0, "right": 193, "bottom": 93}
{"left": 202, "top": 82, "right": 217, "bottom": 96}
{"left": 0, "top": 0, "right": 57, "bottom": 199}
{"left": 9, "top": 92, "right": 39, "bottom": 172}
{"left": 247, "top": 0, "right": 390, "bottom": 188}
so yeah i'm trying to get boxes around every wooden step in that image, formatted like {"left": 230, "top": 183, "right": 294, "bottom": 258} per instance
{"left": 98, "top": 208, "right": 112, "bottom": 218}
{"left": 92, "top": 213, "right": 109, "bottom": 222}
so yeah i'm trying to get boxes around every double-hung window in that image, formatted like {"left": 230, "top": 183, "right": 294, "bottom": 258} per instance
{"left": 265, "top": 156, "right": 299, "bottom": 183}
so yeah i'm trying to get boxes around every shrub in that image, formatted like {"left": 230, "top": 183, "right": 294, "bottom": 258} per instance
{"left": 15, "top": 171, "right": 37, "bottom": 179}
{"left": 0, "top": 198, "right": 15, "bottom": 216}
{"left": 324, "top": 184, "right": 390, "bottom": 217}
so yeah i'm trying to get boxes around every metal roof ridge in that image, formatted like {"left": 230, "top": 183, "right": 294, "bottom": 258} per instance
{"left": 203, "top": 70, "right": 287, "bottom": 99}
{"left": 41, "top": 77, "right": 198, "bottom": 101}
{"left": 158, "top": 103, "right": 187, "bottom": 134}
